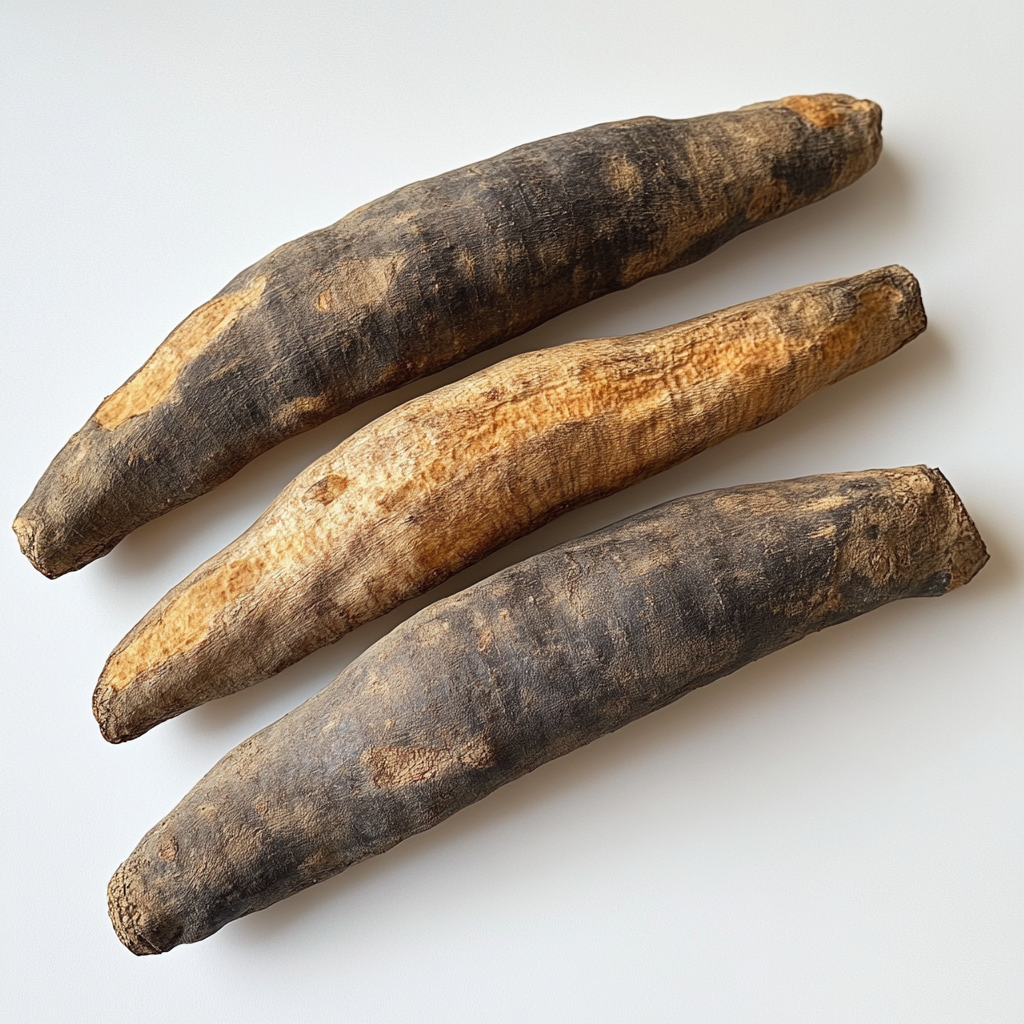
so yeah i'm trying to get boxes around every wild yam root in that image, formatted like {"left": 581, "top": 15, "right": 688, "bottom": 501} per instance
{"left": 15, "top": 93, "right": 882, "bottom": 578}
{"left": 94, "top": 266, "right": 925, "bottom": 742}
{"left": 108, "top": 466, "right": 987, "bottom": 954}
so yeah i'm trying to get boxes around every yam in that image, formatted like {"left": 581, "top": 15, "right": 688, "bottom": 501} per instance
{"left": 15, "top": 93, "right": 882, "bottom": 578}
{"left": 107, "top": 465, "right": 988, "bottom": 954}
{"left": 94, "top": 267, "right": 924, "bottom": 742}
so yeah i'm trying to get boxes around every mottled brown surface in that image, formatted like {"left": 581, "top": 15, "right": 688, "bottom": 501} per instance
{"left": 107, "top": 466, "right": 987, "bottom": 955}
{"left": 15, "top": 93, "right": 882, "bottom": 578}
{"left": 93, "top": 266, "right": 925, "bottom": 742}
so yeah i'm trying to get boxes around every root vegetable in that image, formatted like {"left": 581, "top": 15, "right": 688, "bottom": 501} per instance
{"left": 108, "top": 465, "right": 988, "bottom": 955}
{"left": 15, "top": 93, "right": 883, "bottom": 579}
{"left": 93, "top": 266, "right": 925, "bottom": 743}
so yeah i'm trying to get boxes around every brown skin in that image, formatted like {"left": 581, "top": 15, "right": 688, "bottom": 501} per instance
{"left": 14, "top": 93, "right": 883, "bottom": 579}
{"left": 93, "top": 266, "right": 926, "bottom": 743}
{"left": 108, "top": 466, "right": 988, "bottom": 955}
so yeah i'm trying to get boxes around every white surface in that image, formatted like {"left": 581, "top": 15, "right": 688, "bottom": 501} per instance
{"left": 1, "top": 2, "right": 1021, "bottom": 1021}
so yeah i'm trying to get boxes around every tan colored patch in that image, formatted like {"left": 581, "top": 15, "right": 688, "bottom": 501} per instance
{"left": 273, "top": 393, "right": 336, "bottom": 431}
{"left": 607, "top": 154, "right": 643, "bottom": 193}
{"left": 304, "top": 474, "right": 349, "bottom": 505}
{"left": 101, "top": 557, "right": 262, "bottom": 692}
{"left": 157, "top": 836, "right": 177, "bottom": 862}
{"left": 745, "top": 178, "right": 791, "bottom": 223}
{"left": 95, "top": 277, "right": 266, "bottom": 430}
{"left": 803, "top": 494, "right": 851, "bottom": 513}
{"left": 11, "top": 517, "right": 35, "bottom": 561}
{"left": 363, "top": 737, "right": 495, "bottom": 789}
{"left": 779, "top": 95, "right": 847, "bottom": 128}
{"left": 327, "top": 253, "right": 406, "bottom": 312}
{"left": 808, "top": 524, "right": 838, "bottom": 539}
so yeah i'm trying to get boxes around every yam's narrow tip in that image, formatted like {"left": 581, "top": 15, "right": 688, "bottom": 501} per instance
{"left": 11, "top": 514, "right": 57, "bottom": 579}
{"left": 93, "top": 685, "right": 146, "bottom": 745}
{"left": 107, "top": 863, "right": 166, "bottom": 956}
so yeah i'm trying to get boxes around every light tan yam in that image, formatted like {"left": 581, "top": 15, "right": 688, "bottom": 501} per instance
{"left": 94, "top": 266, "right": 925, "bottom": 742}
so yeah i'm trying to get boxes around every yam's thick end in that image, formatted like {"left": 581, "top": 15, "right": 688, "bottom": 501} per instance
{"left": 925, "top": 468, "right": 989, "bottom": 591}
{"left": 108, "top": 860, "right": 175, "bottom": 956}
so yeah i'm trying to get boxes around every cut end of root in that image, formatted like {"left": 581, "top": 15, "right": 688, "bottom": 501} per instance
{"left": 873, "top": 264, "right": 927, "bottom": 345}
{"left": 926, "top": 467, "right": 990, "bottom": 591}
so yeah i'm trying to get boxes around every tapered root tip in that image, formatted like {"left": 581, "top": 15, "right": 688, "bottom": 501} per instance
{"left": 108, "top": 863, "right": 166, "bottom": 955}
{"left": 11, "top": 515, "right": 60, "bottom": 580}
{"left": 93, "top": 684, "right": 152, "bottom": 745}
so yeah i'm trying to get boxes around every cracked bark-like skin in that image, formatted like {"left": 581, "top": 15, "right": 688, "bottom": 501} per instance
{"left": 15, "top": 93, "right": 882, "bottom": 578}
{"left": 108, "top": 466, "right": 988, "bottom": 955}
{"left": 93, "top": 266, "right": 925, "bottom": 743}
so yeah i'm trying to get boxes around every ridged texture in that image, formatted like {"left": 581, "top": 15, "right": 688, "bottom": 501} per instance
{"left": 93, "top": 266, "right": 925, "bottom": 742}
{"left": 108, "top": 466, "right": 988, "bottom": 955}
{"left": 16, "top": 93, "right": 882, "bottom": 578}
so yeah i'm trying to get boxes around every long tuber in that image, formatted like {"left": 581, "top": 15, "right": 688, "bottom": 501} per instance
{"left": 93, "top": 266, "right": 925, "bottom": 742}
{"left": 15, "top": 93, "right": 883, "bottom": 578}
{"left": 107, "top": 465, "right": 988, "bottom": 954}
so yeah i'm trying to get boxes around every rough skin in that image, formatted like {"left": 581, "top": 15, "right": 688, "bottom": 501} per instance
{"left": 93, "top": 266, "right": 925, "bottom": 743}
{"left": 15, "top": 93, "right": 882, "bottom": 578}
{"left": 108, "top": 466, "right": 988, "bottom": 954}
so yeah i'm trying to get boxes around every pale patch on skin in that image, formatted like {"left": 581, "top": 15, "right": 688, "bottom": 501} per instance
{"left": 745, "top": 178, "right": 792, "bottom": 223}
{"left": 94, "top": 277, "right": 266, "bottom": 430}
{"left": 317, "top": 253, "right": 406, "bottom": 313}
{"left": 779, "top": 94, "right": 875, "bottom": 129}
{"left": 362, "top": 737, "right": 495, "bottom": 789}
{"left": 101, "top": 557, "right": 264, "bottom": 692}
{"left": 273, "top": 393, "right": 336, "bottom": 430}
{"left": 803, "top": 494, "right": 852, "bottom": 514}
{"left": 11, "top": 517, "right": 35, "bottom": 562}
{"left": 607, "top": 154, "right": 643, "bottom": 193}
{"left": 96, "top": 270, "right": 924, "bottom": 728}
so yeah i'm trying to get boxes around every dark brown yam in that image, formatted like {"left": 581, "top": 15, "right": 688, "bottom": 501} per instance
{"left": 107, "top": 466, "right": 988, "bottom": 954}
{"left": 14, "top": 93, "right": 883, "bottom": 578}
{"left": 93, "top": 267, "right": 926, "bottom": 743}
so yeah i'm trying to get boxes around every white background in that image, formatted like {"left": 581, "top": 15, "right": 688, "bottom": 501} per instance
{"left": 2, "top": 2, "right": 1021, "bottom": 1021}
